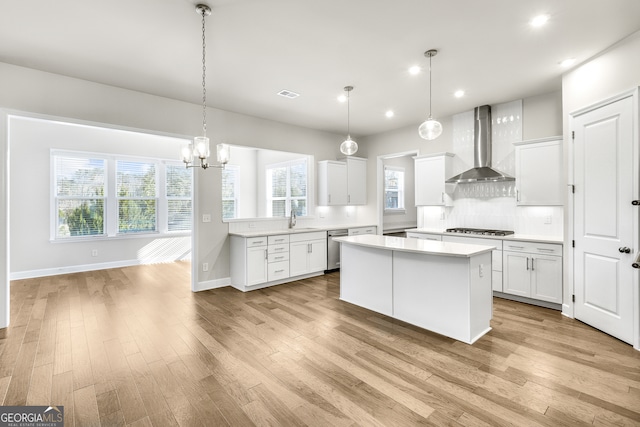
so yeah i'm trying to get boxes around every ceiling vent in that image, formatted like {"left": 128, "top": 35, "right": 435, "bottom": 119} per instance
{"left": 277, "top": 89, "right": 300, "bottom": 99}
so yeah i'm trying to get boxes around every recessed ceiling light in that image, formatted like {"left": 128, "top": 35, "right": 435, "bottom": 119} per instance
{"left": 559, "top": 58, "right": 576, "bottom": 67}
{"left": 454, "top": 90, "right": 465, "bottom": 98}
{"left": 408, "top": 65, "right": 421, "bottom": 75}
{"left": 531, "top": 14, "right": 549, "bottom": 27}
{"left": 277, "top": 89, "right": 299, "bottom": 99}
{"left": 385, "top": 110, "right": 394, "bottom": 118}
{"left": 337, "top": 94, "right": 347, "bottom": 103}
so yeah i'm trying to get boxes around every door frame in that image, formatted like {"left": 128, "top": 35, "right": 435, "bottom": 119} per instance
{"left": 568, "top": 88, "right": 640, "bottom": 350}
{"left": 376, "top": 150, "right": 419, "bottom": 235}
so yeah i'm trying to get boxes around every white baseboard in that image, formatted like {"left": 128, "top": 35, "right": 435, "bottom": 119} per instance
{"left": 9, "top": 257, "right": 191, "bottom": 280}
{"left": 194, "top": 277, "right": 230, "bottom": 292}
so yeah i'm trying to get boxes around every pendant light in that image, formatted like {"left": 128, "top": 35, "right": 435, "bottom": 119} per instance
{"left": 340, "top": 86, "right": 358, "bottom": 156}
{"left": 418, "top": 49, "right": 443, "bottom": 140}
{"left": 182, "top": 4, "right": 229, "bottom": 169}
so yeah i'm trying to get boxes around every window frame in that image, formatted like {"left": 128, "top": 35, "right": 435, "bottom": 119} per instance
{"left": 266, "top": 158, "right": 308, "bottom": 217}
{"left": 221, "top": 164, "right": 239, "bottom": 220}
{"left": 384, "top": 165, "right": 406, "bottom": 213}
{"left": 51, "top": 150, "right": 193, "bottom": 241}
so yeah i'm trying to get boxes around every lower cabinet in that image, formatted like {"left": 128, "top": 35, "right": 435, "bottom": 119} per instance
{"left": 442, "top": 235, "right": 503, "bottom": 292}
{"left": 231, "top": 231, "right": 327, "bottom": 291}
{"left": 290, "top": 232, "right": 327, "bottom": 277}
{"left": 503, "top": 241, "right": 562, "bottom": 304}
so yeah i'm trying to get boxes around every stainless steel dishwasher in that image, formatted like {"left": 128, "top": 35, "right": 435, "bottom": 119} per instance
{"left": 326, "top": 229, "right": 348, "bottom": 271}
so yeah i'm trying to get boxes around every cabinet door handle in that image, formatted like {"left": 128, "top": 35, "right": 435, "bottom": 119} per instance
{"left": 348, "top": 195, "right": 351, "bottom": 203}
{"left": 526, "top": 257, "right": 529, "bottom": 270}
{"left": 516, "top": 188, "right": 520, "bottom": 202}
{"left": 265, "top": 249, "right": 268, "bottom": 260}
{"left": 531, "top": 257, "right": 534, "bottom": 271}
{"left": 328, "top": 194, "right": 331, "bottom": 203}
{"left": 441, "top": 192, "right": 444, "bottom": 203}
{"left": 308, "top": 243, "right": 312, "bottom": 253}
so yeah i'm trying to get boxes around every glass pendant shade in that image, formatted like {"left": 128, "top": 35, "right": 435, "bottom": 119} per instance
{"left": 340, "top": 136, "right": 358, "bottom": 156}
{"left": 193, "top": 136, "right": 210, "bottom": 159}
{"left": 418, "top": 117, "right": 443, "bottom": 140}
{"left": 181, "top": 144, "right": 193, "bottom": 163}
{"left": 216, "top": 143, "right": 230, "bottom": 164}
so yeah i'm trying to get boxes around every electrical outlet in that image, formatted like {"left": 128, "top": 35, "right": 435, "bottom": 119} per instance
{"left": 91, "top": 249, "right": 98, "bottom": 257}
{"left": 249, "top": 223, "right": 256, "bottom": 228}
{"left": 478, "top": 264, "right": 484, "bottom": 277}
{"left": 202, "top": 214, "right": 211, "bottom": 223}
{"left": 202, "top": 262, "right": 209, "bottom": 272}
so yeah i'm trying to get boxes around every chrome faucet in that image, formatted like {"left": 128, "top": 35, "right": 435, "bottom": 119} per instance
{"left": 289, "top": 208, "right": 296, "bottom": 228}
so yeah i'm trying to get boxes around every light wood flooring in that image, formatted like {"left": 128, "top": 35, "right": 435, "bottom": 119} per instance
{"left": 1, "top": 262, "right": 639, "bottom": 426}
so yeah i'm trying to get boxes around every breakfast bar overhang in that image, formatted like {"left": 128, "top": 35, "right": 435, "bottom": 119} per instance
{"left": 334, "top": 235, "right": 495, "bottom": 344}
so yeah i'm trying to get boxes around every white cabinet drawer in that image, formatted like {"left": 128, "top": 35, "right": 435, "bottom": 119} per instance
{"left": 406, "top": 232, "right": 442, "bottom": 241}
{"left": 290, "top": 231, "right": 326, "bottom": 242}
{"left": 268, "top": 235, "right": 290, "bottom": 245}
{"left": 503, "top": 241, "right": 562, "bottom": 256}
{"left": 247, "top": 237, "right": 267, "bottom": 247}
{"left": 268, "top": 252, "right": 289, "bottom": 263}
{"left": 442, "top": 235, "right": 501, "bottom": 249}
{"left": 268, "top": 261, "right": 290, "bottom": 281}
{"left": 348, "top": 226, "right": 376, "bottom": 236}
{"left": 268, "top": 244, "right": 289, "bottom": 254}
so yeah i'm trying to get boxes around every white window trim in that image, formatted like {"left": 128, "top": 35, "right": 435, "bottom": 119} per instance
{"left": 51, "top": 149, "right": 193, "bottom": 241}
{"left": 384, "top": 165, "right": 406, "bottom": 213}
{"left": 266, "top": 158, "right": 308, "bottom": 217}
{"left": 222, "top": 164, "right": 240, "bottom": 220}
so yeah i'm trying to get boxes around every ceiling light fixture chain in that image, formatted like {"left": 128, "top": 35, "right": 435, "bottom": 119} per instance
{"left": 182, "top": 4, "right": 230, "bottom": 170}
{"left": 418, "top": 49, "right": 443, "bottom": 141}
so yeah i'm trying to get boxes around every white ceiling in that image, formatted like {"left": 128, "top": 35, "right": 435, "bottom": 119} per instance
{"left": 2, "top": 0, "right": 640, "bottom": 137}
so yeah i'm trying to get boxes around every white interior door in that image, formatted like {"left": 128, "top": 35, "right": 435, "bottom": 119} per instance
{"left": 573, "top": 95, "right": 635, "bottom": 344}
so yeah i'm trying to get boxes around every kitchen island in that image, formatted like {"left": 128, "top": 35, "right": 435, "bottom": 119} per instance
{"left": 334, "top": 235, "right": 495, "bottom": 344}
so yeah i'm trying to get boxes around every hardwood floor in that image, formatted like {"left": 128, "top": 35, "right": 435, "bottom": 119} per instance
{"left": 1, "top": 262, "right": 639, "bottom": 426}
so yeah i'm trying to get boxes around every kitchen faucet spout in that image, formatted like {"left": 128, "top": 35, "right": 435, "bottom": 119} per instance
{"left": 289, "top": 208, "right": 296, "bottom": 228}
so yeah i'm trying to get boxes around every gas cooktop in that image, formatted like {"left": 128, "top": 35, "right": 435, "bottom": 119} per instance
{"left": 445, "top": 227, "right": 514, "bottom": 236}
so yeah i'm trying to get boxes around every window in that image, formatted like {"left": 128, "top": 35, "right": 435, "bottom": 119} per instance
{"left": 54, "top": 155, "right": 106, "bottom": 238}
{"left": 166, "top": 164, "right": 193, "bottom": 231}
{"left": 117, "top": 160, "right": 157, "bottom": 233}
{"left": 221, "top": 165, "right": 239, "bottom": 220}
{"left": 266, "top": 159, "right": 307, "bottom": 217}
{"left": 52, "top": 151, "right": 192, "bottom": 239}
{"left": 384, "top": 166, "right": 405, "bottom": 212}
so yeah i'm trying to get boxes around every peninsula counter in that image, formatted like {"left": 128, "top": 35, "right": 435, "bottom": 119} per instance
{"left": 334, "top": 235, "right": 495, "bottom": 344}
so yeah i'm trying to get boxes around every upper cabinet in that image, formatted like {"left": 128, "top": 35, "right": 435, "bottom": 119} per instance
{"left": 317, "top": 161, "right": 348, "bottom": 206}
{"left": 414, "top": 153, "right": 454, "bottom": 206}
{"left": 345, "top": 157, "right": 367, "bottom": 205}
{"left": 514, "top": 136, "right": 563, "bottom": 206}
{"left": 318, "top": 157, "right": 367, "bottom": 206}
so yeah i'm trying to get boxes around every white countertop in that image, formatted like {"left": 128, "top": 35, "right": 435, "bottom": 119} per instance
{"left": 334, "top": 235, "right": 495, "bottom": 258}
{"left": 405, "top": 228, "right": 564, "bottom": 245}
{"left": 229, "top": 224, "right": 377, "bottom": 238}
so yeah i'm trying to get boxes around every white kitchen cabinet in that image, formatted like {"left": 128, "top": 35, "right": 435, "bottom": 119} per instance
{"left": 247, "top": 246, "right": 268, "bottom": 286}
{"left": 514, "top": 136, "right": 563, "bottom": 206}
{"left": 231, "top": 236, "right": 269, "bottom": 288}
{"left": 345, "top": 157, "right": 367, "bottom": 205}
{"left": 289, "top": 231, "right": 327, "bottom": 277}
{"left": 414, "top": 153, "right": 454, "bottom": 206}
{"left": 503, "top": 241, "right": 562, "bottom": 304}
{"left": 317, "top": 161, "right": 348, "bottom": 206}
{"left": 348, "top": 226, "right": 377, "bottom": 236}
{"left": 317, "top": 157, "right": 367, "bottom": 206}
{"left": 267, "top": 235, "right": 290, "bottom": 282}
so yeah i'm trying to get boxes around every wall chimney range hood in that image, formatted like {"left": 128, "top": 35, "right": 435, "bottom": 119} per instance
{"left": 445, "top": 105, "right": 514, "bottom": 183}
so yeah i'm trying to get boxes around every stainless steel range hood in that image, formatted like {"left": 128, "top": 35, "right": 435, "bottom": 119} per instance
{"left": 445, "top": 105, "right": 514, "bottom": 183}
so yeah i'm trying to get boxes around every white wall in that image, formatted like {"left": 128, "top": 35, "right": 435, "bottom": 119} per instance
{"left": 0, "top": 61, "right": 345, "bottom": 328}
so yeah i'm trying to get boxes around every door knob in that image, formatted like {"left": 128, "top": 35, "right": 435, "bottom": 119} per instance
{"left": 619, "top": 247, "right": 631, "bottom": 253}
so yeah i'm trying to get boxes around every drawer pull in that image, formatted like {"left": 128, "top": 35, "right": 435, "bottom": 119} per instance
{"left": 275, "top": 247, "right": 284, "bottom": 251}
{"left": 275, "top": 256, "right": 284, "bottom": 260}
{"left": 254, "top": 240, "right": 264, "bottom": 244}
{"left": 537, "top": 248, "right": 555, "bottom": 252}
{"left": 275, "top": 269, "right": 284, "bottom": 273}
{"left": 508, "top": 245, "right": 524, "bottom": 249}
